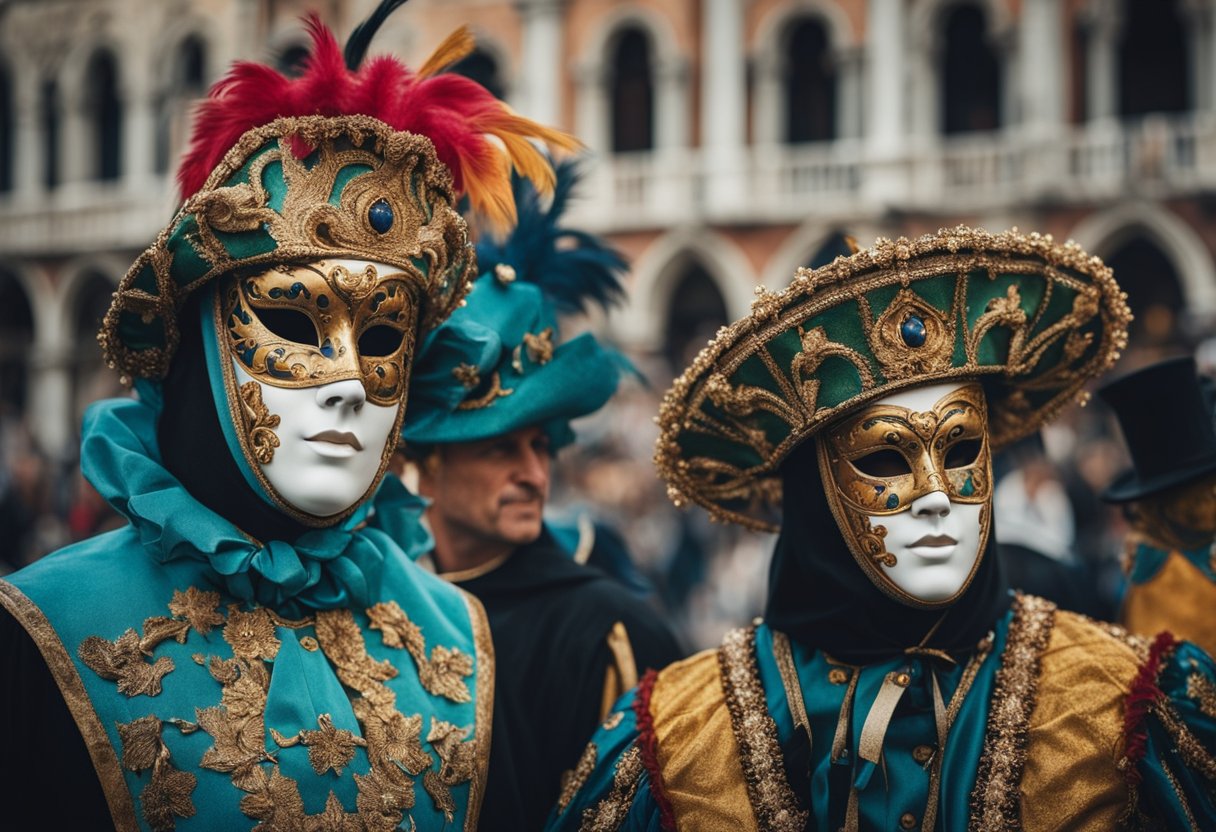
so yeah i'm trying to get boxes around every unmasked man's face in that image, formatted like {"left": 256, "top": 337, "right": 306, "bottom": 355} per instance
{"left": 816, "top": 381, "right": 992, "bottom": 607}
{"left": 219, "top": 258, "right": 419, "bottom": 519}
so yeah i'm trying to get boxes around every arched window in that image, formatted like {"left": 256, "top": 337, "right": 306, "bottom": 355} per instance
{"left": 609, "top": 27, "right": 655, "bottom": 153}
{"left": 156, "top": 35, "right": 208, "bottom": 174}
{"left": 72, "top": 272, "right": 117, "bottom": 418}
{"left": 0, "top": 271, "right": 34, "bottom": 415}
{"left": 1105, "top": 236, "right": 1184, "bottom": 348}
{"left": 784, "top": 17, "right": 837, "bottom": 144}
{"left": 663, "top": 262, "right": 729, "bottom": 370}
{"left": 449, "top": 48, "right": 505, "bottom": 101}
{"left": 41, "top": 79, "right": 60, "bottom": 189}
{"left": 941, "top": 4, "right": 1001, "bottom": 134}
{"left": 1118, "top": 0, "right": 1188, "bottom": 117}
{"left": 85, "top": 50, "right": 123, "bottom": 181}
{"left": 0, "top": 61, "right": 13, "bottom": 193}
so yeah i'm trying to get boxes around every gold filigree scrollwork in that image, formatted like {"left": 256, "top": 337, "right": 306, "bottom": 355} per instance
{"left": 452, "top": 363, "right": 481, "bottom": 390}
{"left": 456, "top": 372, "right": 514, "bottom": 411}
{"left": 791, "top": 325, "right": 876, "bottom": 413}
{"left": 238, "top": 381, "right": 281, "bottom": 465}
{"left": 870, "top": 289, "right": 955, "bottom": 380}
{"left": 423, "top": 718, "right": 478, "bottom": 822}
{"left": 368, "top": 601, "right": 475, "bottom": 703}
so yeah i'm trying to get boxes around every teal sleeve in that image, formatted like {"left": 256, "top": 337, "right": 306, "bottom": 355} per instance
{"left": 1134, "top": 638, "right": 1216, "bottom": 826}
{"left": 544, "top": 689, "right": 664, "bottom": 831}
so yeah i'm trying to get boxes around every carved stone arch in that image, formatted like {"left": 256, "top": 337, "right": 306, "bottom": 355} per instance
{"left": 1069, "top": 201, "right": 1216, "bottom": 318}
{"left": 612, "top": 227, "right": 755, "bottom": 353}
{"left": 751, "top": 0, "right": 857, "bottom": 56}
{"left": 151, "top": 20, "right": 218, "bottom": 94}
{"left": 56, "top": 256, "right": 125, "bottom": 349}
{"left": 571, "top": 5, "right": 689, "bottom": 154}
{"left": 907, "top": 0, "right": 1015, "bottom": 139}
{"left": 760, "top": 219, "right": 886, "bottom": 289}
{"left": 57, "top": 32, "right": 128, "bottom": 110}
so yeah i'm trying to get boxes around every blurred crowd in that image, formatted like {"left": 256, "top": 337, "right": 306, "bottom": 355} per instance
{"left": 2, "top": 335, "right": 1211, "bottom": 653}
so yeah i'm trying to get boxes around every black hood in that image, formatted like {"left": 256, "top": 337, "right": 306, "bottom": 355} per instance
{"left": 764, "top": 437, "right": 1009, "bottom": 664}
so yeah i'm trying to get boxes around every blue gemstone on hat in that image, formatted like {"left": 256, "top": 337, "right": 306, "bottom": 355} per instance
{"left": 369, "top": 199, "right": 393, "bottom": 234}
{"left": 901, "top": 315, "right": 926, "bottom": 347}
{"left": 885, "top": 493, "right": 900, "bottom": 510}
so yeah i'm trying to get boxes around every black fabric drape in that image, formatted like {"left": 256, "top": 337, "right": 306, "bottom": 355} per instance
{"left": 158, "top": 291, "right": 313, "bottom": 544}
{"left": 765, "top": 437, "right": 1010, "bottom": 664}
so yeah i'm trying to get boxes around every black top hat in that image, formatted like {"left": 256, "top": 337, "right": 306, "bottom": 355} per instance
{"left": 1098, "top": 355, "right": 1216, "bottom": 503}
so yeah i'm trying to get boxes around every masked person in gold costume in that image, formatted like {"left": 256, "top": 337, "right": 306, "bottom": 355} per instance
{"left": 1100, "top": 355, "right": 1216, "bottom": 656}
{"left": 548, "top": 228, "right": 1216, "bottom": 831}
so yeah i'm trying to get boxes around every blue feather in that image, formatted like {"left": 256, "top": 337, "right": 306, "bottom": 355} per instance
{"left": 474, "top": 159, "right": 628, "bottom": 315}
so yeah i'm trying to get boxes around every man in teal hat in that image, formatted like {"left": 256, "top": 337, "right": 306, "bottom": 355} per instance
{"left": 549, "top": 227, "right": 1216, "bottom": 830}
{"left": 398, "top": 164, "right": 683, "bottom": 831}
{"left": 0, "top": 4, "right": 577, "bottom": 828}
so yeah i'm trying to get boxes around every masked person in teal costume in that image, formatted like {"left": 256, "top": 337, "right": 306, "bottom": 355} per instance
{"left": 396, "top": 162, "right": 682, "bottom": 831}
{"left": 0, "top": 3, "right": 578, "bottom": 828}
{"left": 548, "top": 227, "right": 1216, "bottom": 831}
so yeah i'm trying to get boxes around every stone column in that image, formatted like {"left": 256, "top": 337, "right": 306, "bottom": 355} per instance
{"left": 836, "top": 47, "right": 864, "bottom": 140}
{"left": 752, "top": 51, "right": 782, "bottom": 146}
{"left": 13, "top": 72, "right": 44, "bottom": 201}
{"left": 27, "top": 342, "right": 74, "bottom": 462}
{"left": 702, "top": 0, "right": 746, "bottom": 216}
{"left": 1020, "top": 0, "right": 1066, "bottom": 129}
{"left": 863, "top": 0, "right": 910, "bottom": 204}
{"left": 122, "top": 73, "right": 157, "bottom": 194}
{"left": 1084, "top": 6, "right": 1121, "bottom": 121}
{"left": 517, "top": 0, "right": 564, "bottom": 125}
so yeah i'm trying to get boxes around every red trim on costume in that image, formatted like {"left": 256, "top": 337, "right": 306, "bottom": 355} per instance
{"left": 1122, "top": 630, "right": 1179, "bottom": 785}
{"left": 633, "top": 669, "right": 677, "bottom": 832}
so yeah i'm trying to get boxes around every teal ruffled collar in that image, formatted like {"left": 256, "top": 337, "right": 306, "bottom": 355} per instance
{"left": 80, "top": 391, "right": 432, "bottom": 614}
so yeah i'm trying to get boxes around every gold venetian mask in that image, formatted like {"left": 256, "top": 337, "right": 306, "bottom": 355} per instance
{"left": 221, "top": 260, "right": 420, "bottom": 406}
{"left": 1128, "top": 471, "right": 1216, "bottom": 552}
{"left": 816, "top": 383, "right": 993, "bottom": 606}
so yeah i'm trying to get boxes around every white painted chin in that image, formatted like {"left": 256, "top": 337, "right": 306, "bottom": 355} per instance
{"left": 872, "top": 500, "right": 984, "bottom": 603}
{"left": 234, "top": 363, "right": 399, "bottom": 518}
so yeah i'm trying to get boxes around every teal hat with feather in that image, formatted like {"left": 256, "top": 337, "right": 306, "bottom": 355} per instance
{"left": 403, "top": 161, "right": 629, "bottom": 449}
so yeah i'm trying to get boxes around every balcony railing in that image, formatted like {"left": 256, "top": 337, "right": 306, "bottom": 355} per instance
{"left": 3, "top": 115, "right": 1216, "bottom": 249}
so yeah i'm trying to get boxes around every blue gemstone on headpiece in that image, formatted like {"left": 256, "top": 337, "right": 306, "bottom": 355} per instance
{"left": 901, "top": 315, "right": 926, "bottom": 347}
{"left": 369, "top": 199, "right": 393, "bottom": 234}
{"left": 885, "top": 493, "right": 900, "bottom": 510}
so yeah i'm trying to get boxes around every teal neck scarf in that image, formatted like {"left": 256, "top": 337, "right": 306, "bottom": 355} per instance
{"left": 81, "top": 387, "right": 431, "bottom": 615}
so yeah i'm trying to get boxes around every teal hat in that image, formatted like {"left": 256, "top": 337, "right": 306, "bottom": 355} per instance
{"left": 403, "top": 162, "right": 629, "bottom": 449}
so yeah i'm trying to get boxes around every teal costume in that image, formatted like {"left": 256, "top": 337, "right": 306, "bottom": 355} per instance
{"left": 547, "top": 228, "right": 1216, "bottom": 829}
{"left": 0, "top": 3, "right": 576, "bottom": 829}
{"left": 551, "top": 598, "right": 1216, "bottom": 830}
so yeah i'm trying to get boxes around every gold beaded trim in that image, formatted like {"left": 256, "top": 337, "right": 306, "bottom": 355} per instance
{"left": 578, "top": 745, "right": 644, "bottom": 832}
{"left": 967, "top": 593, "right": 1057, "bottom": 831}
{"left": 718, "top": 626, "right": 809, "bottom": 832}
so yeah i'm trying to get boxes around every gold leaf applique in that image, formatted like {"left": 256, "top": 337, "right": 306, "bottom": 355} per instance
{"left": 1187, "top": 672, "right": 1216, "bottom": 719}
{"left": 308, "top": 791, "right": 361, "bottom": 832}
{"left": 523, "top": 328, "right": 555, "bottom": 365}
{"left": 418, "top": 645, "right": 474, "bottom": 704}
{"left": 355, "top": 703, "right": 432, "bottom": 775}
{"left": 315, "top": 609, "right": 397, "bottom": 691}
{"left": 299, "top": 714, "right": 368, "bottom": 776}
{"left": 355, "top": 767, "right": 415, "bottom": 831}
{"left": 224, "top": 606, "right": 281, "bottom": 662}
{"left": 197, "top": 675, "right": 273, "bottom": 792}
{"left": 452, "top": 363, "right": 481, "bottom": 390}
{"left": 79, "top": 629, "right": 175, "bottom": 697}
{"left": 139, "top": 616, "right": 193, "bottom": 654}
{"left": 119, "top": 715, "right": 165, "bottom": 771}
{"left": 141, "top": 763, "right": 198, "bottom": 832}
{"left": 368, "top": 601, "right": 425, "bottom": 655}
{"left": 368, "top": 602, "right": 473, "bottom": 703}
{"left": 423, "top": 718, "right": 477, "bottom": 821}
{"left": 169, "top": 587, "right": 225, "bottom": 635}
{"left": 240, "top": 766, "right": 306, "bottom": 832}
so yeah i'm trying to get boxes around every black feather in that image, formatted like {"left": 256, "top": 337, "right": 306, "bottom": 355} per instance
{"left": 474, "top": 160, "right": 628, "bottom": 315}
{"left": 344, "top": 0, "right": 411, "bottom": 71}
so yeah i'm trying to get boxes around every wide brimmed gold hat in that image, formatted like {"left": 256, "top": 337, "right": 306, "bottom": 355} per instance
{"left": 655, "top": 226, "right": 1131, "bottom": 531}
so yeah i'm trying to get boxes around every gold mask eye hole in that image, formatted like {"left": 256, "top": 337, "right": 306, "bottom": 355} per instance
{"left": 254, "top": 306, "right": 320, "bottom": 347}
{"left": 850, "top": 449, "right": 913, "bottom": 478}
{"left": 944, "top": 439, "right": 982, "bottom": 469}
{"left": 358, "top": 324, "right": 406, "bottom": 358}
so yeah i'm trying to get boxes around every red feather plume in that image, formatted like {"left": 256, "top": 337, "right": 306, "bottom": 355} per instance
{"left": 177, "top": 15, "right": 578, "bottom": 232}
